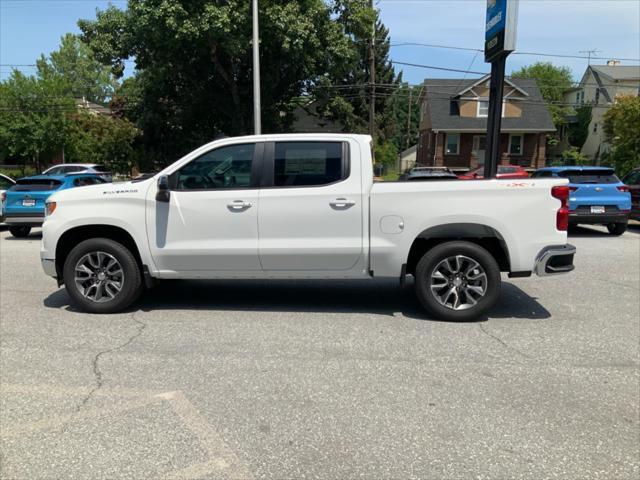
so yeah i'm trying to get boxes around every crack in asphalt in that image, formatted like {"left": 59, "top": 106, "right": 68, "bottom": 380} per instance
{"left": 74, "top": 311, "right": 147, "bottom": 414}
{"left": 477, "top": 322, "right": 532, "bottom": 361}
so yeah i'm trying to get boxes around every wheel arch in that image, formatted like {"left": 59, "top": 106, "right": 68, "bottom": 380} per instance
{"left": 55, "top": 225, "right": 144, "bottom": 280}
{"left": 406, "top": 223, "right": 511, "bottom": 276}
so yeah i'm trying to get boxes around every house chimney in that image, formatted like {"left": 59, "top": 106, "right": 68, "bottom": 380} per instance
{"left": 606, "top": 60, "right": 621, "bottom": 66}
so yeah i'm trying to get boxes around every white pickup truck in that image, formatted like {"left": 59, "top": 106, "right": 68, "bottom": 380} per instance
{"left": 41, "top": 134, "right": 575, "bottom": 321}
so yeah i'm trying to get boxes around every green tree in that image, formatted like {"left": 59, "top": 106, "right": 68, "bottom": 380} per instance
{"left": 568, "top": 106, "right": 591, "bottom": 149}
{"left": 602, "top": 95, "right": 640, "bottom": 176}
{"left": 0, "top": 71, "right": 72, "bottom": 172}
{"left": 560, "top": 147, "right": 590, "bottom": 166}
{"left": 36, "top": 33, "right": 117, "bottom": 103}
{"left": 65, "top": 112, "right": 140, "bottom": 174}
{"left": 511, "top": 62, "right": 574, "bottom": 127}
{"left": 79, "top": 0, "right": 358, "bottom": 164}
{"left": 387, "top": 81, "right": 420, "bottom": 153}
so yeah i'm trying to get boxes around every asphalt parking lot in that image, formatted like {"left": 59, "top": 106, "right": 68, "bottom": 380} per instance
{"left": 1, "top": 224, "right": 638, "bottom": 479}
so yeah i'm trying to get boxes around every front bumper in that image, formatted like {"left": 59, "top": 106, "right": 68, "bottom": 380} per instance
{"left": 41, "top": 258, "right": 57, "bottom": 277}
{"left": 534, "top": 244, "right": 576, "bottom": 277}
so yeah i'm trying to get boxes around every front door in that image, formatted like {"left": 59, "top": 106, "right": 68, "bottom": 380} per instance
{"left": 473, "top": 135, "right": 486, "bottom": 165}
{"left": 146, "top": 142, "right": 262, "bottom": 273}
{"left": 258, "top": 140, "right": 364, "bottom": 271}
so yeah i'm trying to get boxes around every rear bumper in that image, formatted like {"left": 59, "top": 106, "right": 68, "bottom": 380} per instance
{"left": 569, "top": 211, "right": 628, "bottom": 225}
{"left": 4, "top": 214, "right": 44, "bottom": 226}
{"left": 534, "top": 244, "right": 576, "bottom": 277}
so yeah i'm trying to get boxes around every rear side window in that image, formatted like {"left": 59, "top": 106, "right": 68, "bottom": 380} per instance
{"left": 73, "top": 176, "right": 106, "bottom": 187}
{"left": 273, "top": 142, "right": 346, "bottom": 187}
{"left": 12, "top": 179, "right": 63, "bottom": 191}
{"left": 559, "top": 170, "right": 619, "bottom": 184}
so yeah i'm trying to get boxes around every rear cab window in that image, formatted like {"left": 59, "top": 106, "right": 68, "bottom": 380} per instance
{"left": 559, "top": 169, "right": 620, "bottom": 184}
{"left": 272, "top": 141, "right": 347, "bottom": 187}
{"left": 11, "top": 179, "right": 63, "bottom": 191}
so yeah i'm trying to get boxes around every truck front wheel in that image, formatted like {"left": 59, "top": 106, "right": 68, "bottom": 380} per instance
{"left": 414, "top": 241, "right": 501, "bottom": 322}
{"left": 62, "top": 238, "right": 142, "bottom": 314}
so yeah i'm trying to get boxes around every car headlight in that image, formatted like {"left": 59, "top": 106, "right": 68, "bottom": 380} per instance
{"left": 45, "top": 201, "right": 57, "bottom": 216}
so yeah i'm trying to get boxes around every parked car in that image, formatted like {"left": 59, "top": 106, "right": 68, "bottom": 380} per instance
{"left": 458, "top": 165, "right": 529, "bottom": 180}
{"left": 402, "top": 167, "right": 458, "bottom": 181}
{"left": 622, "top": 168, "right": 640, "bottom": 221}
{"left": 43, "top": 163, "right": 112, "bottom": 182}
{"left": 0, "top": 173, "right": 16, "bottom": 223}
{"left": 3, "top": 173, "right": 107, "bottom": 238}
{"left": 531, "top": 166, "right": 631, "bottom": 235}
{"left": 41, "top": 134, "right": 575, "bottom": 321}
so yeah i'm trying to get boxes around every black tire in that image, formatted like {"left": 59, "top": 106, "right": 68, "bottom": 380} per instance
{"left": 63, "top": 238, "right": 142, "bottom": 313}
{"left": 414, "top": 241, "right": 501, "bottom": 322}
{"left": 607, "top": 222, "right": 627, "bottom": 236}
{"left": 9, "top": 226, "right": 31, "bottom": 238}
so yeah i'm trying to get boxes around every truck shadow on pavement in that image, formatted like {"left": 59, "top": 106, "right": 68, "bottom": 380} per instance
{"left": 568, "top": 224, "right": 640, "bottom": 237}
{"left": 44, "top": 278, "right": 551, "bottom": 322}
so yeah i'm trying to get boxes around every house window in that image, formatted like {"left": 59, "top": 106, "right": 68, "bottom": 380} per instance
{"left": 508, "top": 134, "right": 523, "bottom": 156}
{"left": 576, "top": 92, "right": 580, "bottom": 104}
{"left": 477, "top": 100, "right": 489, "bottom": 117}
{"left": 595, "top": 89, "right": 600, "bottom": 104}
{"left": 445, "top": 133, "right": 460, "bottom": 155}
{"left": 593, "top": 122, "right": 598, "bottom": 133}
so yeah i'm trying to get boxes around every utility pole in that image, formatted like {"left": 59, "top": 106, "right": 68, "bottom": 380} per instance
{"left": 252, "top": 0, "right": 261, "bottom": 135}
{"left": 406, "top": 87, "right": 413, "bottom": 150}
{"left": 579, "top": 49, "right": 601, "bottom": 66}
{"left": 368, "top": 0, "right": 376, "bottom": 148}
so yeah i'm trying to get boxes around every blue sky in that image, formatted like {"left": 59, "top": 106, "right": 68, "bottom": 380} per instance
{"left": 1, "top": 0, "right": 639, "bottom": 84}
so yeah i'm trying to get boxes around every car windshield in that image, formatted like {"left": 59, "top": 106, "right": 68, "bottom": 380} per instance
{"left": 559, "top": 170, "right": 619, "bottom": 184}
{"left": 12, "top": 179, "right": 63, "bottom": 191}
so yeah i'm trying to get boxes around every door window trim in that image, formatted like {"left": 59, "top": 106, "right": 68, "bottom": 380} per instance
{"left": 260, "top": 141, "right": 351, "bottom": 189}
{"left": 169, "top": 142, "right": 264, "bottom": 191}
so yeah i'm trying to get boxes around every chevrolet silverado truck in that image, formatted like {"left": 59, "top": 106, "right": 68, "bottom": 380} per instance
{"left": 40, "top": 134, "right": 575, "bottom": 321}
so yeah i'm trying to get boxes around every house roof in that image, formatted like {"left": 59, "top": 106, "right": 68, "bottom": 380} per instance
{"left": 421, "top": 77, "right": 556, "bottom": 132}
{"left": 589, "top": 65, "right": 640, "bottom": 81}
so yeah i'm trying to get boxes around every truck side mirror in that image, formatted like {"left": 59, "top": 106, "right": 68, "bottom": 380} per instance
{"left": 156, "top": 175, "right": 170, "bottom": 202}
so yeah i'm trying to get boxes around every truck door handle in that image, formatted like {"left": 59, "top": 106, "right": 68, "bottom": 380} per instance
{"left": 227, "top": 200, "right": 252, "bottom": 211}
{"left": 330, "top": 198, "right": 356, "bottom": 209}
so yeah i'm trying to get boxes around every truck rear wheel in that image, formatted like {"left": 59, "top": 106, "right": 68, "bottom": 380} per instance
{"left": 63, "top": 238, "right": 142, "bottom": 314}
{"left": 414, "top": 241, "right": 501, "bottom": 322}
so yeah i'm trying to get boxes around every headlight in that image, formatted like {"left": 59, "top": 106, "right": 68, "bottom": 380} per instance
{"left": 45, "top": 201, "right": 57, "bottom": 216}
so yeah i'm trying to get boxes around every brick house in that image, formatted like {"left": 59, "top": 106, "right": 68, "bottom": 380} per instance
{"left": 416, "top": 75, "right": 556, "bottom": 170}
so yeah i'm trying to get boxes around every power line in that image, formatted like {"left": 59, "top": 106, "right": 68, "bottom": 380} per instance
{"left": 391, "top": 42, "right": 640, "bottom": 62}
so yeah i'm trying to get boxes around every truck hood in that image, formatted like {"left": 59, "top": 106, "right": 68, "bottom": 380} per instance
{"left": 50, "top": 181, "right": 147, "bottom": 203}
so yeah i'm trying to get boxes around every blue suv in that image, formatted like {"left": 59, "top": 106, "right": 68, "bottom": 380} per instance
{"left": 3, "top": 173, "right": 107, "bottom": 238}
{"left": 532, "top": 166, "right": 631, "bottom": 235}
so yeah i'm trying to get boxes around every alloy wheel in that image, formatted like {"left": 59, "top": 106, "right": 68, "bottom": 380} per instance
{"left": 429, "top": 255, "right": 487, "bottom": 311}
{"left": 74, "top": 251, "right": 124, "bottom": 303}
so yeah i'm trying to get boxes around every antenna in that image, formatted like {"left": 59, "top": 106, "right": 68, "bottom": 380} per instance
{"left": 578, "top": 49, "right": 602, "bottom": 65}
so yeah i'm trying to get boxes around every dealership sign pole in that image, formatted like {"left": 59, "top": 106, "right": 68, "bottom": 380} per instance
{"left": 483, "top": 0, "right": 519, "bottom": 179}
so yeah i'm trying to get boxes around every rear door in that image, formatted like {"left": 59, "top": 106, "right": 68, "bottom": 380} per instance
{"left": 258, "top": 140, "right": 364, "bottom": 271}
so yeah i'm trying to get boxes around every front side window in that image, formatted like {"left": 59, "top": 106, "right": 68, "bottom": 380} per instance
{"left": 176, "top": 144, "right": 255, "bottom": 190}
{"left": 273, "top": 142, "right": 345, "bottom": 187}
{"left": 509, "top": 135, "right": 523, "bottom": 155}
{"left": 445, "top": 133, "right": 460, "bottom": 155}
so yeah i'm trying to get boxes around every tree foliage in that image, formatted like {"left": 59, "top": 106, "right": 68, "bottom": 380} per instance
{"left": 36, "top": 33, "right": 117, "bottom": 103}
{"left": 0, "top": 71, "right": 71, "bottom": 170}
{"left": 79, "top": 0, "right": 361, "bottom": 164}
{"left": 511, "top": 62, "right": 574, "bottom": 127}
{"left": 602, "top": 95, "right": 640, "bottom": 176}
{"left": 568, "top": 106, "right": 591, "bottom": 149}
